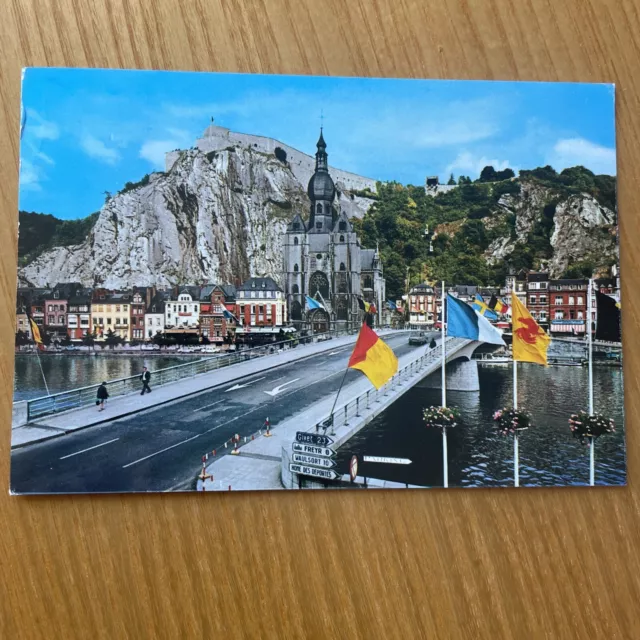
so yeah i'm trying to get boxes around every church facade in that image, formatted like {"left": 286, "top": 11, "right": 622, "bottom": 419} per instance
{"left": 282, "top": 130, "right": 385, "bottom": 332}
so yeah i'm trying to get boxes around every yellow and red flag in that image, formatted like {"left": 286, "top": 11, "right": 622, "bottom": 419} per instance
{"left": 28, "top": 315, "right": 45, "bottom": 351}
{"left": 511, "top": 292, "right": 550, "bottom": 365}
{"left": 348, "top": 323, "right": 398, "bottom": 389}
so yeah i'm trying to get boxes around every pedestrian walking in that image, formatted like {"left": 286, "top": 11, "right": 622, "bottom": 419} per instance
{"left": 429, "top": 338, "right": 437, "bottom": 349}
{"left": 96, "top": 381, "right": 109, "bottom": 411}
{"left": 140, "top": 366, "right": 152, "bottom": 395}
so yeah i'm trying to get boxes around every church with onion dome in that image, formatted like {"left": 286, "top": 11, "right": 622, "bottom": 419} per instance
{"left": 283, "top": 130, "right": 385, "bottom": 332}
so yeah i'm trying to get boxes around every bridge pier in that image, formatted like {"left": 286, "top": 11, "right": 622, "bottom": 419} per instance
{"left": 418, "top": 359, "right": 480, "bottom": 392}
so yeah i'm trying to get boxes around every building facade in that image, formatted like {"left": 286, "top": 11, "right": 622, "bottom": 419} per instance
{"left": 199, "top": 284, "right": 237, "bottom": 343}
{"left": 407, "top": 283, "right": 436, "bottom": 328}
{"left": 165, "top": 288, "right": 201, "bottom": 329}
{"left": 91, "top": 291, "right": 132, "bottom": 340}
{"left": 526, "top": 272, "right": 550, "bottom": 330}
{"left": 235, "top": 277, "right": 286, "bottom": 333}
{"left": 282, "top": 130, "right": 385, "bottom": 332}
{"left": 67, "top": 292, "right": 92, "bottom": 339}
{"left": 145, "top": 292, "right": 167, "bottom": 339}
{"left": 548, "top": 279, "right": 588, "bottom": 335}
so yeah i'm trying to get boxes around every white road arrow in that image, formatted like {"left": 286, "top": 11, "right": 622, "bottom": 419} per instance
{"left": 263, "top": 378, "right": 300, "bottom": 397}
{"left": 225, "top": 377, "right": 266, "bottom": 392}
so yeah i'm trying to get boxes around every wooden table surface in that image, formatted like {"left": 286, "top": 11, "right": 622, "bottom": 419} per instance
{"left": 1, "top": 1, "right": 639, "bottom": 638}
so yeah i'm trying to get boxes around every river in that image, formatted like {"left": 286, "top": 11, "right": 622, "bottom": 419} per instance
{"left": 335, "top": 363, "right": 626, "bottom": 487}
{"left": 13, "top": 353, "right": 201, "bottom": 401}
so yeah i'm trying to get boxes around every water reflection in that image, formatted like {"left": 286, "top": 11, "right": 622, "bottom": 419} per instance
{"left": 336, "top": 364, "right": 625, "bottom": 487}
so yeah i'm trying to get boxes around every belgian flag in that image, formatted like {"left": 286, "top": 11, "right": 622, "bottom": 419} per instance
{"left": 27, "top": 313, "right": 45, "bottom": 351}
{"left": 595, "top": 291, "right": 621, "bottom": 342}
{"left": 348, "top": 323, "right": 398, "bottom": 389}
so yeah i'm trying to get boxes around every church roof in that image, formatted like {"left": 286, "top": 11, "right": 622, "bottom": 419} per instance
{"left": 287, "top": 214, "right": 307, "bottom": 233}
{"left": 307, "top": 171, "right": 335, "bottom": 202}
{"left": 333, "top": 211, "right": 352, "bottom": 233}
{"left": 361, "top": 249, "right": 376, "bottom": 270}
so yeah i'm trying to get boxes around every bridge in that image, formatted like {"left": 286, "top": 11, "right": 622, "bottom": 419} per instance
{"left": 10, "top": 329, "right": 486, "bottom": 494}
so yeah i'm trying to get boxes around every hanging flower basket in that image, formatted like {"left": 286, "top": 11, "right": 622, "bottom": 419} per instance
{"left": 568, "top": 411, "right": 615, "bottom": 445}
{"left": 493, "top": 407, "right": 531, "bottom": 436}
{"left": 423, "top": 406, "right": 460, "bottom": 429}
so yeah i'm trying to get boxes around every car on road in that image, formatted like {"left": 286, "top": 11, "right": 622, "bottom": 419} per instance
{"left": 409, "top": 331, "right": 428, "bottom": 346}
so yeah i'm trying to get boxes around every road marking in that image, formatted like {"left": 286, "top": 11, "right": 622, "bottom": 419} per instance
{"left": 328, "top": 349, "right": 348, "bottom": 355}
{"left": 60, "top": 438, "right": 120, "bottom": 460}
{"left": 122, "top": 434, "right": 201, "bottom": 468}
{"left": 193, "top": 399, "right": 225, "bottom": 412}
{"left": 225, "top": 377, "right": 267, "bottom": 392}
{"left": 264, "top": 378, "right": 301, "bottom": 397}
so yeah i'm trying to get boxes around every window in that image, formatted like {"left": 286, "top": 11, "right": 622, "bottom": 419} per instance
{"left": 48, "top": 315, "right": 54, "bottom": 324}
{"left": 194, "top": 305, "right": 198, "bottom": 312}
{"left": 539, "top": 295, "right": 547, "bottom": 304}
{"left": 259, "top": 291, "right": 264, "bottom": 298}
{"left": 555, "top": 296, "right": 563, "bottom": 305}
{"left": 315, "top": 222, "right": 322, "bottom": 229}
{"left": 577, "top": 296, "right": 583, "bottom": 305}
{"left": 293, "top": 222, "right": 300, "bottom": 231}
{"left": 554, "top": 311, "right": 564, "bottom": 320}
{"left": 578, "top": 311, "right": 584, "bottom": 319}
{"left": 60, "top": 305, "right": 65, "bottom": 312}
{"left": 251, "top": 305, "right": 256, "bottom": 314}
{"left": 530, "top": 295, "right": 536, "bottom": 304}
{"left": 48, "top": 305, "right": 53, "bottom": 312}
{"left": 339, "top": 221, "right": 347, "bottom": 231}
{"left": 116, "top": 305, "right": 121, "bottom": 312}
{"left": 339, "top": 235, "right": 345, "bottom": 242}
{"left": 107, "top": 305, "right": 112, "bottom": 312}
{"left": 107, "top": 318, "right": 112, "bottom": 324}
{"left": 251, "top": 292, "right": 256, "bottom": 298}
{"left": 294, "top": 237, "right": 299, "bottom": 246}
{"left": 54, "top": 291, "right": 59, "bottom": 299}
{"left": 540, "top": 283, "right": 548, "bottom": 289}
{"left": 569, "top": 296, "right": 575, "bottom": 305}
{"left": 316, "top": 254, "right": 322, "bottom": 259}
{"left": 292, "top": 284, "right": 299, "bottom": 294}
{"left": 316, "top": 203, "right": 322, "bottom": 214}
{"left": 340, "top": 263, "right": 346, "bottom": 271}
{"left": 570, "top": 310, "right": 576, "bottom": 319}
{"left": 294, "top": 264, "right": 299, "bottom": 273}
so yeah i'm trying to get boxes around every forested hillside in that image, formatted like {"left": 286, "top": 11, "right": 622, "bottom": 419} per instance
{"left": 351, "top": 166, "right": 617, "bottom": 298}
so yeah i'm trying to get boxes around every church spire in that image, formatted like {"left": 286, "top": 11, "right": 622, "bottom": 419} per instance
{"left": 315, "top": 128, "right": 328, "bottom": 171}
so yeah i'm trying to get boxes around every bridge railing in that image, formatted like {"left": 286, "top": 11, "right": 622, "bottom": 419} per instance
{"left": 25, "top": 327, "right": 366, "bottom": 422}
{"left": 314, "top": 337, "right": 468, "bottom": 435}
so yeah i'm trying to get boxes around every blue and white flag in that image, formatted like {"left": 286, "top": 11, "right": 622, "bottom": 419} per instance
{"left": 447, "top": 294, "right": 505, "bottom": 346}
{"left": 305, "top": 295, "right": 325, "bottom": 311}
{"left": 386, "top": 300, "right": 397, "bottom": 311}
{"left": 472, "top": 293, "right": 499, "bottom": 321}
{"left": 222, "top": 307, "right": 238, "bottom": 323}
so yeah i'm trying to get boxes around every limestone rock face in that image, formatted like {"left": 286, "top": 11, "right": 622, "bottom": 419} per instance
{"left": 20, "top": 147, "right": 377, "bottom": 288}
{"left": 485, "top": 182, "right": 617, "bottom": 278}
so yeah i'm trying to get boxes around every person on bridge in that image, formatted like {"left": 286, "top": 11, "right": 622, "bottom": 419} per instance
{"left": 96, "top": 381, "right": 109, "bottom": 411}
{"left": 140, "top": 366, "right": 152, "bottom": 395}
{"left": 429, "top": 338, "right": 437, "bottom": 349}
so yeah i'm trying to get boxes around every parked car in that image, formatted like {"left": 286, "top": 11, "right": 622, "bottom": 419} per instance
{"left": 409, "top": 331, "right": 428, "bottom": 346}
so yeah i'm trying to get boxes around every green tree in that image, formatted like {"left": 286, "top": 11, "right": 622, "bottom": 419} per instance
{"left": 447, "top": 173, "right": 456, "bottom": 185}
{"left": 60, "top": 334, "right": 72, "bottom": 347}
{"left": 104, "top": 329, "right": 124, "bottom": 350}
{"left": 15, "top": 330, "right": 30, "bottom": 347}
{"left": 82, "top": 330, "right": 96, "bottom": 350}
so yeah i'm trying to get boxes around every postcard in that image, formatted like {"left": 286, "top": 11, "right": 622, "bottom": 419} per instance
{"left": 11, "top": 69, "right": 622, "bottom": 494}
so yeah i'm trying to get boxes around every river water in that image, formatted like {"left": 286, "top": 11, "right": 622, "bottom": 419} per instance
{"left": 335, "top": 363, "right": 626, "bottom": 487}
{"left": 13, "top": 353, "right": 201, "bottom": 401}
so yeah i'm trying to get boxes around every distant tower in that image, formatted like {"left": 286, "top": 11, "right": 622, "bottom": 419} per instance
{"left": 307, "top": 130, "right": 336, "bottom": 234}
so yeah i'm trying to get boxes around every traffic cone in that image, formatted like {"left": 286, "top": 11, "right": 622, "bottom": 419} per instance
{"left": 264, "top": 417, "right": 272, "bottom": 437}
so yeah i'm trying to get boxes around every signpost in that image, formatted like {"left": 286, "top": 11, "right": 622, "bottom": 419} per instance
{"left": 292, "top": 442, "right": 335, "bottom": 457}
{"left": 295, "top": 432, "right": 334, "bottom": 447}
{"left": 362, "top": 456, "right": 412, "bottom": 465}
{"left": 292, "top": 453, "right": 337, "bottom": 469}
{"left": 289, "top": 463, "right": 339, "bottom": 481}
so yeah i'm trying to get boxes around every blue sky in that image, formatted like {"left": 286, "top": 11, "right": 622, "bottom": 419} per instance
{"left": 19, "top": 68, "right": 616, "bottom": 220}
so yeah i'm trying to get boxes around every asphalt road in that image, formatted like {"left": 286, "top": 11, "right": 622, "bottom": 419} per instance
{"left": 11, "top": 333, "right": 429, "bottom": 494}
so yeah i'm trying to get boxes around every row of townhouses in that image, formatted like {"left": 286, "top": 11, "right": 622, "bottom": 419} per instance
{"left": 403, "top": 267, "right": 620, "bottom": 336}
{"left": 16, "top": 277, "right": 288, "bottom": 344}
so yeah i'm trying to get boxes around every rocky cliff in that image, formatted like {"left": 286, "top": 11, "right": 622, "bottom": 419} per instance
{"left": 19, "top": 146, "right": 377, "bottom": 288}
{"left": 483, "top": 181, "right": 617, "bottom": 278}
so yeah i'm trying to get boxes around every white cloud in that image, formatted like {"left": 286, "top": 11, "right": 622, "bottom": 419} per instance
{"left": 444, "top": 152, "right": 513, "bottom": 180}
{"left": 20, "top": 159, "right": 41, "bottom": 191}
{"left": 26, "top": 110, "right": 59, "bottom": 140}
{"left": 139, "top": 129, "right": 192, "bottom": 168}
{"left": 547, "top": 137, "right": 616, "bottom": 175}
{"left": 80, "top": 134, "right": 120, "bottom": 164}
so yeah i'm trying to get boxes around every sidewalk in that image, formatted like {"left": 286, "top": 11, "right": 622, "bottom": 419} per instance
{"left": 12, "top": 330, "right": 401, "bottom": 449}
{"left": 197, "top": 342, "right": 451, "bottom": 491}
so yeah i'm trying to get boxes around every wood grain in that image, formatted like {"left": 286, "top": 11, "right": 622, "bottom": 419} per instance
{"left": 1, "top": 1, "right": 639, "bottom": 637}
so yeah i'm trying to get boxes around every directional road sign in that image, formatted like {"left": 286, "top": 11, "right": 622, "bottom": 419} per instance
{"left": 292, "top": 453, "right": 337, "bottom": 469}
{"left": 295, "top": 432, "right": 334, "bottom": 447}
{"left": 362, "top": 456, "right": 412, "bottom": 465}
{"left": 292, "top": 442, "right": 335, "bottom": 458}
{"left": 289, "top": 463, "right": 339, "bottom": 481}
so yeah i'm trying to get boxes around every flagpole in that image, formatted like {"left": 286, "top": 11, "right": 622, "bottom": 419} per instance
{"left": 441, "top": 281, "right": 448, "bottom": 488}
{"left": 513, "top": 357, "right": 519, "bottom": 487}
{"left": 588, "top": 278, "right": 595, "bottom": 486}
{"left": 35, "top": 347, "right": 50, "bottom": 396}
